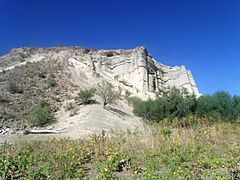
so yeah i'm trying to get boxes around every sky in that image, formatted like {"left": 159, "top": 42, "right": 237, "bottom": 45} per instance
{"left": 0, "top": 0, "right": 240, "bottom": 95}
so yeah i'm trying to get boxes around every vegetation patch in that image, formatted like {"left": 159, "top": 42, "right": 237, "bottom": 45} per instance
{"left": 131, "top": 88, "right": 240, "bottom": 123}
{"left": 27, "top": 101, "right": 54, "bottom": 126}
{"left": 2, "top": 110, "right": 15, "bottom": 120}
{"left": 75, "top": 89, "right": 95, "bottom": 104}
{"left": 0, "top": 95, "right": 9, "bottom": 103}
{"left": 46, "top": 77, "right": 57, "bottom": 87}
{"left": 7, "top": 81, "right": 23, "bottom": 94}
{"left": 0, "top": 121, "right": 239, "bottom": 179}
{"left": 97, "top": 81, "right": 120, "bottom": 107}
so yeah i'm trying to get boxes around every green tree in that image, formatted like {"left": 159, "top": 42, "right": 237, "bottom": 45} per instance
{"left": 232, "top": 95, "right": 240, "bottom": 121}
{"left": 196, "top": 95, "right": 216, "bottom": 117}
{"left": 163, "top": 87, "right": 197, "bottom": 120}
{"left": 197, "top": 91, "right": 234, "bottom": 121}
{"left": 213, "top": 91, "right": 233, "bottom": 120}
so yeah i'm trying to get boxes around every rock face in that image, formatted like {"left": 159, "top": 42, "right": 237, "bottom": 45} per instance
{"left": 89, "top": 46, "right": 200, "bottom": 96}
{"left": 0, "top": 46, "right": 200, "bottom": 97}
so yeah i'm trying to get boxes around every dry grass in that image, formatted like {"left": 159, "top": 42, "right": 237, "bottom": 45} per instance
{"left": 0, "top": 120, "right": 240, "bottom": 179}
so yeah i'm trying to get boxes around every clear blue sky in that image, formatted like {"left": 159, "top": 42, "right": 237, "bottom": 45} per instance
{"left": 1, "top": 0, "right": 240, "bottom": 95}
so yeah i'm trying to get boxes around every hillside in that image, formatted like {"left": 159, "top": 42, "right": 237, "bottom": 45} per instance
{"left": 0, "top": 46, "right": 199, "bottom": 137}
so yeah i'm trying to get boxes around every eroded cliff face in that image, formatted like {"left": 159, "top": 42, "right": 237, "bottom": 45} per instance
{"left": 0, "top": 46, "right": 200, "bottom": 97}
{"left": 68, "top": 46, "right": 200, "bottom": 96}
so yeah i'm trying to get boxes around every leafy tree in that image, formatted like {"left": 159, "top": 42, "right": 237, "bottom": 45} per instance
{"left": 232, "top": 95, "right": 240, "bottom": 121}
{"left": 213, "top": 91, "right": 233, "bottom": 120}
{"left": 196, "top": 95, "right": 216, "bottom": 117}
{"left": 160, "top": 87, "right": 197, "bottom": 120}
{"left": 197, "top": 91, "right": 234, "bottom": 121}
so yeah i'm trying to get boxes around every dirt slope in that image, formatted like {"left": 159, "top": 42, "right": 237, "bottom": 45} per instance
{"left": 0, "top": 47, "right": 145, "bottom": 141}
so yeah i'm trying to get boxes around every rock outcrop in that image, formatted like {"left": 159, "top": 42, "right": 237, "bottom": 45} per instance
{"left": 88, "top": 46, "right": 200, "bottom": 96}
{"left": 0, "top": 46, "right": 200, "bottom": 97}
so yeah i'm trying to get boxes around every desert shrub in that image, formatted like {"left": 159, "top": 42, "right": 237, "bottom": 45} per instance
{"left": 161, "top": 127, "right": 172, "bottom": 139}
{"left": 197, "top": 91, "right": 236, "bottom": 122}
{"left": 133, "top": 88, "right": 240, "bottom": 123}
{"left": 7, "top": 81, "right": 23, "bottom": 94}
{"left": 132, "top": 99, "right": 152, "bottom": 120}
{"left": 126, "top": 96, "right": 142, "bottom": 105}
{"left": 96, "top": 147, "right": 122, "bottom": 179}
{"left": 0, "top": 95, "right": 9, "bottom": 103}
{"left": 132, "top": 87, "right": 197, "bottom": 121}
{"left": 46, "top": 77, "right": 57, "bottom": 87}
{"left": 27, "top": 101, "right": 54, "bottom": 126}
{"left": 75, "top": 89, "right": 95, "bottom": 104}
{"left": 133, "top": 99, "right": 160, "bottom": 120}
{"left": 97, "top": 81, "right": 120, "bottom": 107}
{"left": 2, "top": 110, "right": 15, "bottom": 120}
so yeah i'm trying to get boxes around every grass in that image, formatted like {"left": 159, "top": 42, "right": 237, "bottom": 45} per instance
{"left": 0, "top": 120, "right": 240, "bottom": 179}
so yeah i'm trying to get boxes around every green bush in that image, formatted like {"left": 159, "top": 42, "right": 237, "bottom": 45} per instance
{"left": 233, "top": 96, "right": 240, "bottom": 121}
{"left": 126, "top": 96, "right": 142, "bottom": 105}
{"left": 132, "top": 87, "right": 197, "bottom": 121}
{"left": 27, "top": 101, "right": 54, "bottom": 126}
{"left": 2, "top": 110, "right": 15, "bottom": 120}
{"left": 196, "top": 91, "right": 236, "bottom": 122}
{"left": 132, "top": 88, "right": 240, "bottom": 123}
{"left": 75, "top": 89, "right": 95, "bottom": 104}
{"left": 7, "top": 81, "right": 23, "bottom": 94}
{"left": 46, "top": 77, "right": 57, "bottom": 87}
{"left": 0, "top": 95, "right": 9, "bottom": 103}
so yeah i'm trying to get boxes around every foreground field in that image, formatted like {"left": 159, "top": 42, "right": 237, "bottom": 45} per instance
{"left": 0, "top": 120, "right": 240, "bottom": 179}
